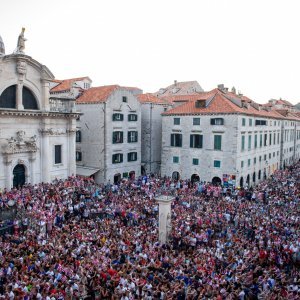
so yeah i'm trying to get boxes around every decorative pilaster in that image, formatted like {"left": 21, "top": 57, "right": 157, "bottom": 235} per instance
{"left": 67, "top": 128, "right": 76, "bottom": 176}
{"left": 39, "top": 130, "right": 50, "bottom": 183}
{"left": 41, "top": 79, "right": 50, "bottom": 111}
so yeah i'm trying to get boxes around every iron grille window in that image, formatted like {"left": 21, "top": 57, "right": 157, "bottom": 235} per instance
{"left": 54, "top": 145, "right": 62, "bottom": 164}
{"left": 192, "top": 158, "right": 199, "bottom": 165}
{"left": 190, "top": 134, "right": 203, "bottom": 148}
{"left": 128, "top": 131, "right": 138, "bottom": 143}
{"left": 170, "top": 134, "right": 182, "bottom": 147}
{"left": 214, "top": 160, "right": 221, "bottom": 168}
{"left": 112, "top": 153, "right": 123, "bottom": 164}
{"left": 173, "top": 156, "right": 179, "bottom": 163}
{"left": 112, "top": 131, "right": 123, "bottom": 143}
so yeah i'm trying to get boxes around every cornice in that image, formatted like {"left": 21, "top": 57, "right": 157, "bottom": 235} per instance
{"left": 0, "top": 110, "right": 79, "bottom": 119}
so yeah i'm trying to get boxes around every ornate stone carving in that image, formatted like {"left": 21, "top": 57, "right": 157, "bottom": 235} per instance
{"left": 16, "top": 61, "right": 27, "bottom": 75}
{"left": 67, "top": 128, "right": 77, "bottom": 134}
{"left": 39, "top": 128, "right": 66, "bottom": 136}
{"left": 2, "top": 131, "right": 38, "bottom": 154}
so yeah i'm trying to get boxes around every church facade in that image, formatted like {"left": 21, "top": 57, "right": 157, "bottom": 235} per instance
{"left": 0, "top": 31, "right": 78, "bottom": 189}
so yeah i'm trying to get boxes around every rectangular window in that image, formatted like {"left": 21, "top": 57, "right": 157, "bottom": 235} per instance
{"left": 241, "top": 161, "right": 244, "bottom": 168}
{"left": 76, "top": 130, "right": 81, "bottom": 143}
{"left": 193, "top": 118, "right": 200, "bottom": 125}
{"left": 254, "top": 157, "right": 256, "bottom": 164}
{"left": 254, "top": 134, "right": 257, "bottom": 148}
{"left": 269, "top": 153, "right": 271, "bottom": 159}
{"left": 264, "top": 154, "right": 267, "bottom": 160}
{"left": 128, "top": 114, "right": 138, "bottom": 121}
{"left": 128, "top": 131, "right": 138, "bottom": 143}
{"left": 264, "top": 134, "right": 267, "bottom": 146}
{"left": 214, "top": 135, "right": 222, "bottom": 150}
{"left": 214, "top": 160, "right": 221, "bottom": 168}
{"left": 269, "top": 133, "right": 272, "bottom": 146}
{"left": 54, "top": 145, "right": 62, "bottom": 164}
{"left": 259, "top": 156, "right": 262, "bottom": 162}
{"left": 248, "top": 159, "right": 251, "bottom": 167}
{"left": 242, "top": 118, "right": 246, "bottom": 126}
{"left": 76, "top": 151, "right": 82, "bottom": 162}
{"left": 112, "top": 131, "right": 123, "bottom": 143}
{"left": 273, "top": 152, "right": 275, "bottom": 157}
{"left": 273, "top": 133, "right": 276, "bottom": 145}
{"left": 122, "top": 172, "right": 128, "bottom": 178}
{"left": 173, "top": 156, "right": 179, "bottom": 163}
{"left": 128, "top": 152, "right": 137, "bottom": 162}
{"left": 249, "top": 119, "right": 253, "bottom": 126}
{"left": 122, "top": 96, "right": 127, "bottom": 103}
{"left": 241, "top": 135, "right": 245, "bottom": 151}
{"left": 112, "top": 113, "right": 124, "bottom": 121}
{"left": 190, "top": 134, "right": 203, "bottom": 148}
{"left": 174, "top": 118, "right": 180, "bottom": 125}
{"left": 171, "top": 134, "right": 182, "bottom": 147}
{"left": 248, "top": 135, "right": 252, "bottom": 150}
{"left": 112, "top": 153, "right": 123, "bottom": 164}
{"left": 211, "top": 118, "right": 224, "bottom": 125}
{"left": 192, "top": 158, "right": 199, "bottom": 165}
{"left": 260, "top": 134, "right": 263, "bottom": 147}
{"left": 255, "top": 120, "right": 267, "bottom": 126}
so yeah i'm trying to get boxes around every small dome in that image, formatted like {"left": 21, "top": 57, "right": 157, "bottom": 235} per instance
{"left": 0, "top": 35, "right": 5, "bottom": 55}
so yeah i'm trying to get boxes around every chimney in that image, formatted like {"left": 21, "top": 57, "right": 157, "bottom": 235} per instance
{"left": 231, "top": 86, "right": 236, "bottom": 94}
{"left": 217, "top": 84, "right": 225, "bottom": 90}
{"left": 174, "top": 80, "right": 177, "bottom": 86}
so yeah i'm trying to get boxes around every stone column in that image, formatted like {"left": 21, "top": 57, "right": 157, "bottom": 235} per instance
{"left": 42, "top": 80, "right": 50, "bottom": 111}
{"left": 41, "top": 131, "right": 50, "bottom": 183}
{"left": 155, "top": 195, "right": 174, "bottom": 244}
{"left": 4, "top": 160, "right": 12, "bottom": 189}
{"left": 68, "top": 129, "right": 76, "bottom": 176}
{"left": 16, "top": 82, "right": 24, "bottom": 110}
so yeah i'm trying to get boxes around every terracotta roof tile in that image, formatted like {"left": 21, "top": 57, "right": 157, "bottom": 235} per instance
{"left": 76, "top": 85, "right": 119, "bottom": 104}
{"left": 137, "top": 93, "right": 168, "bottom": 105}
{"left": 162, "top": 89, "right": 299, "bottom": 120}
{"left": 51, "top": 76, "right": 91, "bottom": 92}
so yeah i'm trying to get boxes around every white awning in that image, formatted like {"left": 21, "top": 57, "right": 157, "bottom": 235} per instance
{"left": 76, "top": 166, "right": 100, "bottom": 177}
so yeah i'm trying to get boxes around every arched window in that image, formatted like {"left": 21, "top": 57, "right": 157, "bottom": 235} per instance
{"left": 23, "top": 86, "right": 38, "bottom": 110}
{"left": 0, "top": 85, "right": 17, "bottom": 108}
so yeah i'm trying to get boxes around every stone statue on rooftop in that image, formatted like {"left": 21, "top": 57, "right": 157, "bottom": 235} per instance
{"left": 14, "top": 28, "right": 26, "bottom": 54}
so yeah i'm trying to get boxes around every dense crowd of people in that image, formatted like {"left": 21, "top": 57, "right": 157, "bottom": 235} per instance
{"left": 0, "top": 163, "right": 299, "bottom": 299}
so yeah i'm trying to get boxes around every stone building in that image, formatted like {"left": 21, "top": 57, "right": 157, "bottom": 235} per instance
{"left": 137, "top": 93, "right": 171, "bottom": 175}
{"left": 75, "top": 85, "right": 142, "bottom": 183}
{"left": 161, "top": 86, "right": 300, "bottom": 187}
{"left": 0, "top": 31, "right": 78, "bottom": 189}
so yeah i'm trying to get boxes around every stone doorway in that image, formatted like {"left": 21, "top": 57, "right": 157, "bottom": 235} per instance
{"left": 13, "top": 164, "right": 25, "bottom": 188}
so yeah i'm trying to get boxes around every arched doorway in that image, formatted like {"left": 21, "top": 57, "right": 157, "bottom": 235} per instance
{"left": 172, "top": 171, "right": 180, "bottom": 180}
{"left": 129, "top": 171, "right": 135, "bottom": 180}
{"left": 13, "top": 164, "right": 25, "bottom": 188}
{"left": 252, "top": 172, "right": 256, "bottom": 183}
{"left": 258, "top": 170, "right": 261, "bottom": 180}
{"left": 240, "top": 176, "right": 244, "bottom": 188}
{"left": 191, "top": 174, "right": 200, "bottom": 183}
{"left": 212, "top": 176, "right": 222, "bottom": 185}
{"left": 246, "top": 174, "right": 250, "bottom": 186}
{"left": 113, "top": 173, "right": 121, "bottom": 184}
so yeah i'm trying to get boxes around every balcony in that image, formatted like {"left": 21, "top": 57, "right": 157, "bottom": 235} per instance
{"left": 49, "top": 98, "right": 76, "bottom": 113}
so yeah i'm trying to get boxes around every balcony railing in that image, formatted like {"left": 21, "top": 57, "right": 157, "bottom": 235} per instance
{"left": 49, "top": 98, "right": 76, "bottom": 113}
